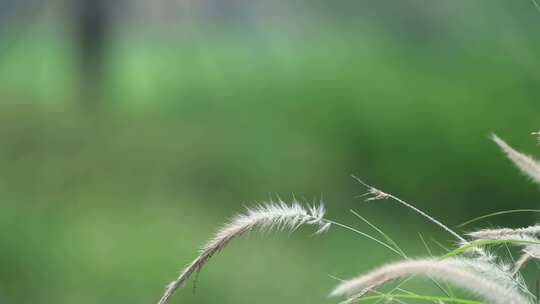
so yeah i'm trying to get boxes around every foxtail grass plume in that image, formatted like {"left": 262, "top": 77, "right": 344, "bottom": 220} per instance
{"left": 467, "top": 227, "right": 540, "bottom": 275}
{"left": 468, "top": 225, "right": 540, "bottom": 240}
{"left": 492, "top": 134, "right": 540, "bottom": 184}
{"left": 479, "top": 134, "right": 540, "bottom": 274}
{"left": 330, "top": 258, "right": 532, "bottom": 304}
{"left": 157, "top": 200, "right": 330, "bottom": 304}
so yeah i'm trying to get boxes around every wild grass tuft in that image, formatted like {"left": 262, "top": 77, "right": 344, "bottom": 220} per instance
{"left": 157, "top": 132, "right": 540, "bottom": 304}
{"left": 329, "top": 258, "right": 530, "bottom": 304}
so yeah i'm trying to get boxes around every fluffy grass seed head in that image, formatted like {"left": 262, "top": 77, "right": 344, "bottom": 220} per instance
{"left": 157, "top": 200, "right": 329, "bottom": 304}
{"left": 468, "top": 225, "right": 540, "bottom": 240}
{"left": 330, "top": 258, "right": 532, "bottom": 304}
{"left": 492, "top": 134, "right": 540, "bottom": 184}
{"left": 467, "top": 226, "right": 540, "bottom": 276}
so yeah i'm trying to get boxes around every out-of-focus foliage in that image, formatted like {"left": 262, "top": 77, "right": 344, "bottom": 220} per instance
{"left": 0, "top": 1, "right": 539, "bottom": 303}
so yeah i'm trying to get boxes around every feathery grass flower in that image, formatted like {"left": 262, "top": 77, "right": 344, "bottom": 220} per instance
{"left": 330, "top": 258, "right": 532, "bottom": 304}
{"left": 157, "top": 200, "right": 330, "bottom": 304}
{"left": 492, "top": 134, "right": 540, "bottom": 184}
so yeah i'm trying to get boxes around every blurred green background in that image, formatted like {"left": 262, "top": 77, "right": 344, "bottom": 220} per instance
{"left": 1, "top": 0, "right": 540, "bottom": 303}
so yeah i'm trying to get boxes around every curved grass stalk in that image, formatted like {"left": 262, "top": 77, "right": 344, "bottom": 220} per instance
{"left": 513, "top": 252, "right": 534, "bottom": 275}
{"left": 347, "top": 213, "right": 453, "bottom": 299}
{"left": 444, "top": 239, "right": 540, "bottom": 258}
{"left": 458, "top": 209, "right": 540, "bottom": 228}
{"left": 467, "top": 229, "right": 540, "bottom": 275}
{"left": 330, "top": 258, "right": 531, "bottom": 304}
{"left": 346, "top": 293, "right": 484, "bottom": 304}
{"left": 351, "top": 175, "right": 466, "bottom": 243}
{"left": 324, "top": 219, "right": 403, "bottom": 256}
{"left": 447, "top": 238, "right": 538, "bottom": 298}
{"left": 157, "top": 201, "right": 329, "bottom": 304}
{"left": 349, "top": 209, "right": 407, "bottom": 258}
{"left": 468, "top": 225, "right": 540, "bottom": 240}
{"left": 492, "top": 134, "right": 540, "bottom": 184}
{"left": 157, "top": 200, "right": 401, "bottom": 304}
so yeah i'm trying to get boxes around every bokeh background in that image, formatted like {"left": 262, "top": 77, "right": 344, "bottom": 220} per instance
{"left": 1, "top": 1, "right": 540, "bottom": 303}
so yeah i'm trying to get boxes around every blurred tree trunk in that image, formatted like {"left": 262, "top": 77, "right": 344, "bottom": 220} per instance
{"left": 74, "top": 0, "right": 109, "bottom": 111}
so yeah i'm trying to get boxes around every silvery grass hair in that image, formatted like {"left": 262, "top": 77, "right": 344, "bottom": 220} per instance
{"left": 491, "top": 134, "right": 540, "bottom": 184}
{"left": 331, "top": 133, "right": 540, "bottom": 304}
{"left": 157, "top": 200, "right": 330, "bottom": 304}
{"left": 329, "top": 258, "right": 530, "bottom": 304}
{"left": 464, "top": 134, "right": 540, "bottom": 275}
{"left": 157, "top": 132, "right": 540, "bottom": 304}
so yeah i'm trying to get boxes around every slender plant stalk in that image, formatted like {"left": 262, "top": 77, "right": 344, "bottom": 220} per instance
{"left": 157, "top": 201, "right": 329, "bottom": 304}
{"left": 492, "top": 134, "right": 540, "bottom": 184}
{"left": 330, "top": 258, "right": 531, "bottom": 304}
{"left": 351, "top": 175, "right": 466, "bottom": 243}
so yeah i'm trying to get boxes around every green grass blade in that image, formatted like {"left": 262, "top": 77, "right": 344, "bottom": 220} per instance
{"left": 350, "top": 209, "right": 407, "bottom": 257}
{"left": 457, "top": 209, "right": 540, "bottom": 228}
{"left": 443, "top": 239, "right": 540, "bottom": 259}
{"left": 352, "top": 293, "right": 483, "bottom": 304}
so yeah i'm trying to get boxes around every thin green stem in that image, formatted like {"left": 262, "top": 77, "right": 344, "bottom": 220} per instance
{"left": 325, "top": 219, "right": 403, "bottom": 256}
{"left": 350, "top": 293, "right": 483, "bottom": 304}
{"left": 458, "top": 209, "right": 540, "bottom": 228}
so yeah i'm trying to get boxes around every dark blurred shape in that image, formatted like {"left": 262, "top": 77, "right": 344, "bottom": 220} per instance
{"left": 74, "top": 0, "right": 110, "bottom": 110}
